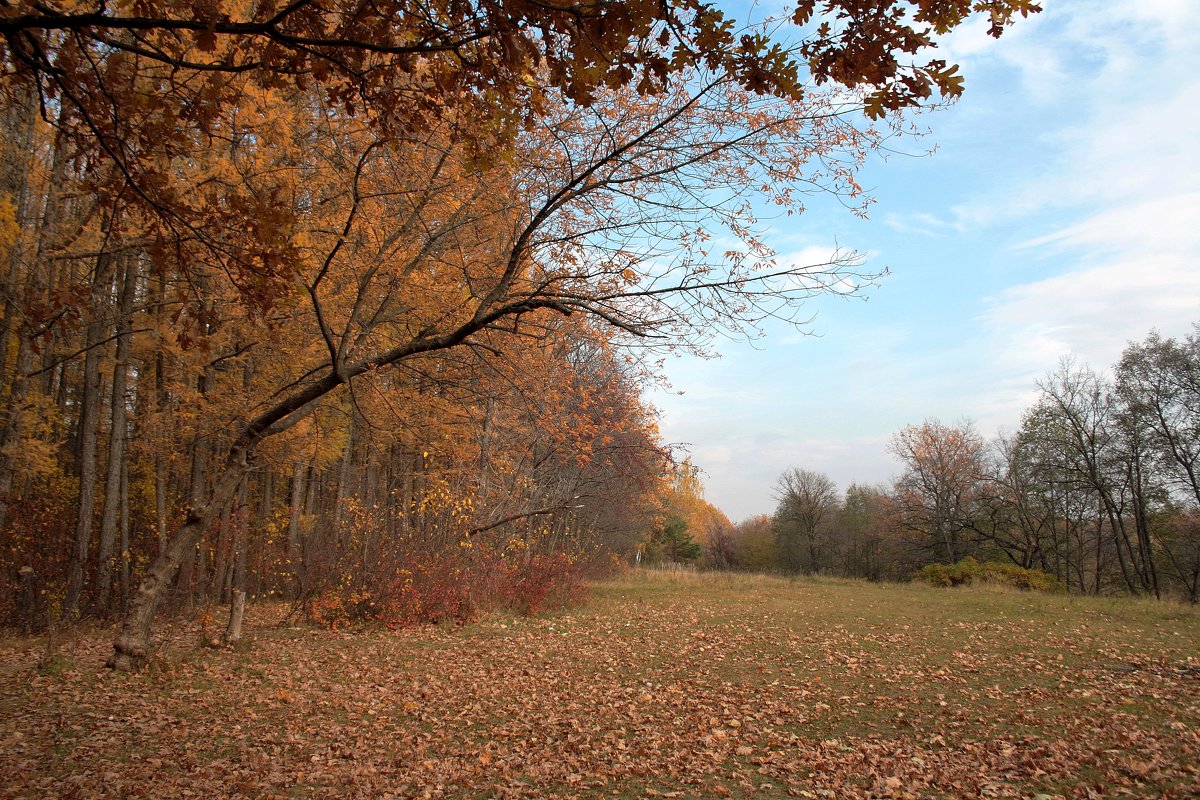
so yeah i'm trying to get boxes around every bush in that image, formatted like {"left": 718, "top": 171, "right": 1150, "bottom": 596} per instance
{"left": 918, "top": 557, "right": 1064, "bottom": 593}
{"left": 306, "top": 546, "right": 588, "bottom": 629}
{"left": 490, "top": 553, "right": 589, "bottom": 616}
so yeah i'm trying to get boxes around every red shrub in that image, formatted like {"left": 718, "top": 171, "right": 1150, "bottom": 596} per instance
{"left": 305, "top": 543, "right": 588, "bottom": 629}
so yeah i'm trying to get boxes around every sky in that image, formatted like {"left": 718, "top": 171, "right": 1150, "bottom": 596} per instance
{"left": 649, "top": 0, "right": 1200, "bottom": 523}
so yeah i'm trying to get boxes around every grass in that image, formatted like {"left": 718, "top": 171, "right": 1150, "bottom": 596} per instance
{"left": 1, "top": 570, "right": 1198, "bottom": 798}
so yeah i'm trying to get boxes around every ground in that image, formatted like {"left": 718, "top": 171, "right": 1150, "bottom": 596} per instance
{"left": 1, "top": 571, "right": 1198, "bottom": 799}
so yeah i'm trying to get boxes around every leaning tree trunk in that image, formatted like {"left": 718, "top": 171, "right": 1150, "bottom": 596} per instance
{"left": 106, "top": 370, "right": 344, "bottom": 670}
{"left": 107, "top": 447, "right": 250, "bottom": 670}
{"left": 107, "top": 263, "right": 535, "bottom": 668}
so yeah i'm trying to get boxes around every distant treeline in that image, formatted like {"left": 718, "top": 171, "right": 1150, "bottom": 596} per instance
{"left": 706, "top": 326, "right": 1200, "bottom": 602}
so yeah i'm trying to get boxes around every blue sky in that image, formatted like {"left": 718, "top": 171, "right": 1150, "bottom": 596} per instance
{"left": 650, "top": 0, "right": 1200, "bottom": 523}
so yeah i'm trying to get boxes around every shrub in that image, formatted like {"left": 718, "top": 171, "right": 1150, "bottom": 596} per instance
{"left": 306, "top": 545, "right": 588, "bottom": 629}
{"left": 918, "top": 557, "right": 1063, "bottom": 593}
{"left": 491, "top": 553, "right": 589, "bottom": 616}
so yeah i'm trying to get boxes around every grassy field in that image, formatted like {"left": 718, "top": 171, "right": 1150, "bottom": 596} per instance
{"left": 1, "top": 571, "right": 1198, "bottom": 799}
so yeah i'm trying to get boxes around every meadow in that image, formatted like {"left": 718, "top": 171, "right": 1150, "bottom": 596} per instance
{"left": 2, "top": 571, "right": 1198, "bottom": 798}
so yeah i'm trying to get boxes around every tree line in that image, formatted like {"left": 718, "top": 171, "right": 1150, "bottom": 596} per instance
{"left": 710, "top": 326, "right": 1200, "bottom": 602}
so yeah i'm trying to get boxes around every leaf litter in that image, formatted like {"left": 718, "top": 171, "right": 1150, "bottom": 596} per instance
{"left": 1, "top": 572, "right": 1198, "bottom": 798}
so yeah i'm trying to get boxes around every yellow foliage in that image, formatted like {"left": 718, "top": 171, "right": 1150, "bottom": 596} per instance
{"left": 0, "top": 194, "right": 18, "bottom": 257}
{"left": 660, "top": 458, "right": 731, "bottom": 547}
{"left": 2, "top": 393, "right": 64, "bottom": 480}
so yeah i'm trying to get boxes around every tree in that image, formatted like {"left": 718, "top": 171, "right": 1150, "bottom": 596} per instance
{"left": 974, "top": 430, "right": 1059, "bottom": 571}
{"left": 1005, "top": 401, "right": 1111, "bottom": 594}
{"left": 1, "top": 1, "right": 1040, "bottom": 131}
{"left": 646, "top": 516, "right": 703, "bottom": 564}
{"left": 1117, "top": 328, "right": 1200, "bottom": 510}
{"left": 706, "top": 514, "right": 739, "bottom": 570}
{"left": 0, "top": 0, "right": 1040, "bottom": 304}
{"left": 731, "top": 515, "right": 780, "bottom": 573}
{"left": 772, "top": 467, "right": 837, "bottom": 574}
{"left": 1035, "top": 361, "right": 1160, "bottom": 596}
{"left": 654, "top": 458, "right": 732, "bottom": 564}
{"left": 830, "top": 483, "right": 897, "bottom": 581}
{"left": 888, "top": 419, "right": 986, "bottom": 564}
{"left": 98, "top": 71, "right": 876, "bottom": 669}
{"left": 1116, "top": 328, "right": 1200, "bottom": 599}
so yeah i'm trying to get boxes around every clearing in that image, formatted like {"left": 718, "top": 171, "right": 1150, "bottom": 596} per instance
{"left": 1, "top": 571, "right": 1198, "bottom": 798}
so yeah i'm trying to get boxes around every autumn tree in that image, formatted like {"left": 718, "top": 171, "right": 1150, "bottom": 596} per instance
{"left": 1117, "top": 329, "right": 1200, "bottom": 509}
{"left": 973, "top": 430, "right": 1063, "bottom": 572}
{"left": 0, "top": 79, "right": 664, "bottom": 641}
{"left": 877, "top": 332, "right": 1200, "bottom": 600}
{"left": 0, "top": 1, "right": 1041, "bottom": 129}
{"left": 645, "top": 516, "right": 703, "bottom": 565}
{"left": 1116, "top": 329, "right": 1200, "bottom": 599}
{"left": 968, "top": 336, "right": 1200, "bottom": 601}
{"left": 649, "top": 458, "right": 732, "bottom": 566}
{"left": 1034, "top": 362, "right": 1161, "bottom": 596}
{"left": 93, "top": 71, "right": 877, "bottom": 668}
{"left": 889, "top": 419, "right": 986, "bottom": 564}
{"left": 729, "top": 515, "right": 780, "bottom": 573}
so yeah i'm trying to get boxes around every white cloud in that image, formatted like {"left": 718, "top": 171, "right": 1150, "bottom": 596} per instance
{"left": 974, "top": 0, "right": 1200, "bottom": 388}
{"left": 942, "top": 0, "right": 1200, "bottom": 106}
{"left": 658, "top": 409, "right": 899, "bottom": 522}
{"left": 882, "top": 211, "right": 959, "bottom": 237}
{"left": 980, "top": 254, "right": 1200, "bottom": 374}
{"left": 1018, "top": 192, "right": 1200, "bottom": 256}
{"left": 939, "top": 1, "right": 1200, "bottom": 227}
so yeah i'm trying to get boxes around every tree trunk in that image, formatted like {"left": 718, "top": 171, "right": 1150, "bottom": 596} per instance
{"left": 229, "top": 475, "right": 249, "bottom": 601}
{"left": 96, "top": 254, "right": 138, "bottom": 616}
{"left": 108, "top": 452, "right": 249, "bottom": 670}
{"left": 118, "top": 453, "right": 131, "bottom": 615}
{"left": 0, "top": 330, "right": 35, "bottom": 530}
{"left": 212, "top": 499, "right": 234, "bottom": 604}
{"left": 223, "top": 589, "right": 246, "bottom": 645}
{"left": 0, "top": 82, "right": 37, "bottom": 394}
{"left": 334, "top": 413, "right": 356, "bottom": 546}
{"left": 153, "top": 274, "right": 170, "bottom": 555}
{"left": 178, "top": 376, "right": 211, "bottom": 612}
{"left": 64, "top": 243, "right": 117, "bottom": 619}
{"left": 252, "top": 468, "right": 272, "bottom": 599}
{"left": 0, "top": 105, "right": 68, "bottom": 529}
{"left": 194, "top": 532, "right": 209, "bottom": 609}
{"left": 288, "top": 460, "right": 307, "bottom": 596}
{"left": 155, "top": 453, "right": 169, "bottom": 554}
